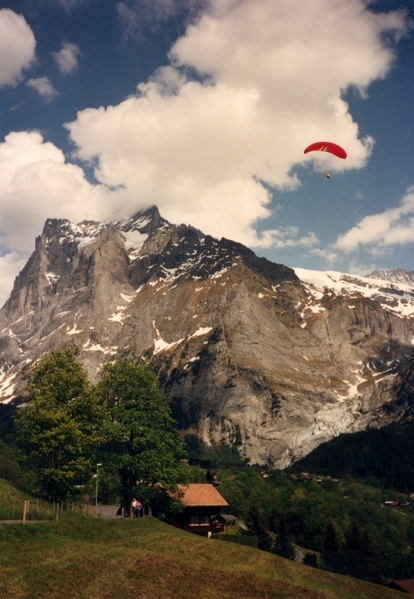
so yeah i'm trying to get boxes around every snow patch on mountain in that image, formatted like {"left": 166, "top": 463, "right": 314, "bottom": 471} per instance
{"left": 367, "top": 268, "right": 414, "bottom": 286}
{"left": 294, "top": 267, "right": 414, "bottom": 318}
{"left": 83, "top": 340, "right": 118, "bottom": 355}
{"left": 153, "top": 321, "right": 184, "bottom": 355}
{"left": 189, "top": 326, "right": 213, "bottom": 338}
{"left": 122, "top": 229, "right": 148, "bottom": 253}
{"left": 48, "top": 213, "right": 156, "bottom": 259}
{"left": 108, "top": 311, "right": 128, "bottom": 324}
{"left": 67, "top": 323, "right": 83, "bottom": 335}
{"left": 46, "top": 273, "right": 59, "bottom": 284}
{"left": 0, "top": 370, "right": 17, "bottom": 402}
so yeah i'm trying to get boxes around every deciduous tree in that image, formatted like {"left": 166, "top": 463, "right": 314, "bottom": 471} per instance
{"left": 14, "top": 348, "right": 103, "bottom": 501}
{"left": 96, "top": 360, "right": 184, "bottom": 515}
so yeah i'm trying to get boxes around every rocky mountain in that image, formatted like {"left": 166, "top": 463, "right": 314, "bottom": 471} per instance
{"left": 1, "top": 206, "right": 414, "bottom": 468}
{"left": 367, "top": 268, "right": 414, "bottom": 286}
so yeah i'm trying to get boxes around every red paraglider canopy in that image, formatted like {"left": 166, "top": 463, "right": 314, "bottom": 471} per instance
{"left": 304, "top": 141, "right": 347, "bottom": 159}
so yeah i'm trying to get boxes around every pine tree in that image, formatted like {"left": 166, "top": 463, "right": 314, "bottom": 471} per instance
{"left": 245, "top": 500, "right": 274, "bottom": 552}
{"left": 382, "top": 540, "right": 396, "bottom": 579}
{"left": 303, "top": 552, "right": 319, "bottom": 568}
{"left": 321, "top": 519, "right": 345, "bottom": 574}
{"left": 273, "top": 513, "right": 296, "bottom": 560}
{"left": 344, "top": 520, "right": 384, "bottom": 583}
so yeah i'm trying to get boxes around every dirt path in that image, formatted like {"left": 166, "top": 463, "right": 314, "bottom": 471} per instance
{"left": 0, "top": 519, "right": 52, "bottom": 524}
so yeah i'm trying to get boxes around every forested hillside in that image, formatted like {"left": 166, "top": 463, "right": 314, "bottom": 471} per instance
{"left": 215, "top": 466, "right": 414, "bottom": 583}
{"left": 289, "top": 420, "right": 414, "bottom": 493}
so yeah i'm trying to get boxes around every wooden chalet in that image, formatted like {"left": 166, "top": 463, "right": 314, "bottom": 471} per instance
{"left": 172, "top": 483, "right": 229, "bottom": 536}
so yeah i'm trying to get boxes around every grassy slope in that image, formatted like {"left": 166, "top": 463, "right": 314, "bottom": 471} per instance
{"left": 0, "top": 477, "right": 28, "bottom": 503}
{"left": 0, "top": 478, "right": 30, "bottom": 519}
{"left": 0, "top": 478, "right": 52, "bottom": 520}
{"left": 0, "top": 515, "right": 410, "bottom": 599}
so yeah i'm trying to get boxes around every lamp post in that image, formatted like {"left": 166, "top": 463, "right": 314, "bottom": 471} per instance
{"left": 95, "top": 463, "right": 102, "bottom": 509}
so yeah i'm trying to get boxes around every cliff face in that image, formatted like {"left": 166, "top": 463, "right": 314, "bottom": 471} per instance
{"left": 1, "top": 207, "right": 413, "bottom": 467}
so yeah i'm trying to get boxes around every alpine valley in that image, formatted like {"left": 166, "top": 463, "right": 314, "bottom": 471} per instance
{"left": 1, "top": 206, "right": 414, "bottom": 468}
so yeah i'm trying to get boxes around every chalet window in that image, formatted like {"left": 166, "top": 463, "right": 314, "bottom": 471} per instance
{"left": 189, "top": 516, "right": 210, "bottom": 526}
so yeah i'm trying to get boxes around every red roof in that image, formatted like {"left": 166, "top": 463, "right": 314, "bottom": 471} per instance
{"left": 176, "top": 484, "right": 229, "bottom": 507}
{"left": 392, "top": 579, "right": 414, "bottom": 593}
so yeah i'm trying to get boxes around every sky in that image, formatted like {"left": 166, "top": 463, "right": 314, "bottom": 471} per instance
{"left": 0, "top": 0, "right": 414, "bottom": 306}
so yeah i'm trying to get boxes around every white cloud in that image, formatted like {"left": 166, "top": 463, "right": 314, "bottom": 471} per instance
{"left": 0, "top": 131, "right": 122, "bottom": 302}
{"left": 310, "top": 247, "right": 339, "bottom": 266}
{"left": 257, "top": 228, "right": 318, "bottom": 250}
{"left": 0, "top": 131, "right": 116, "bottom": 256}
{"left": 0, "top": 9, "right": 36, "bottom": 87}
{"left": 335, "top": 189, "right": 414, "bottom": 252}
{"left": 26, "top": 76, "right": 58, "bottom": 102}
{"left": 52, "top": 42, "right": 81, "bottom": 75}
{"left": 347, "top": 261, "right": 379, "bottom": 277}
{"left": 66, "top": 0, "right": 408, "bottom": 249}
{"left": 0, "top": 0, "right": 411, "bottom": 301}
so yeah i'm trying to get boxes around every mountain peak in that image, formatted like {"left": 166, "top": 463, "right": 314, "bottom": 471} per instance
{"left": 366, "top": 268, "right": 414, "bottom": 287}
{"left": 115, "top": 205, "right": 169, "bottom": 234}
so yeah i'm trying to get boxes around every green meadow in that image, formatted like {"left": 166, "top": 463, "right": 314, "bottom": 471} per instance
{"left": 0, "top": 511, "right": 407, "bottom": 599}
